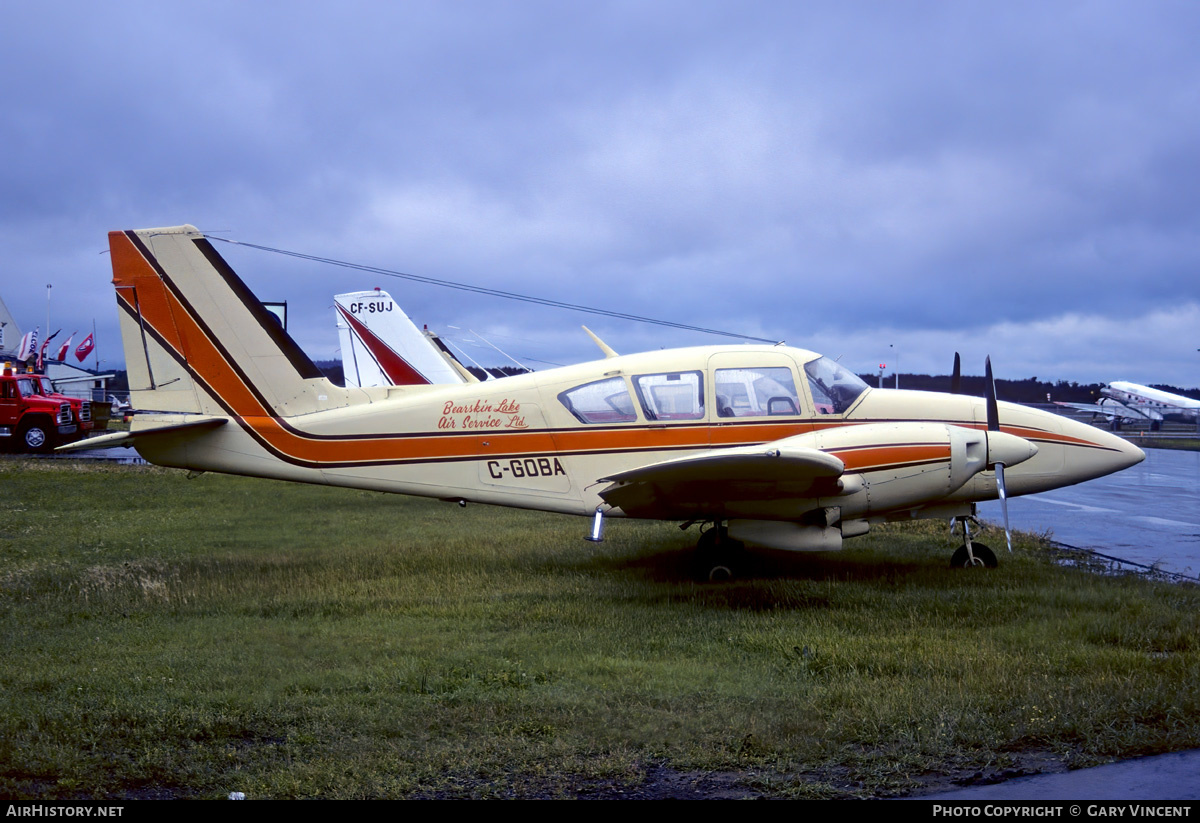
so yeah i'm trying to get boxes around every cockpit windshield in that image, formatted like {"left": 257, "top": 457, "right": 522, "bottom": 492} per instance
{"left": 804, "top": 356, "right": 868, "bottom": 414}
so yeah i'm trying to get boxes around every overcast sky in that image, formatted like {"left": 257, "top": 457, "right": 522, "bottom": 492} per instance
{"left": 3, "top": 1, "right": 1199, "bottom": 388}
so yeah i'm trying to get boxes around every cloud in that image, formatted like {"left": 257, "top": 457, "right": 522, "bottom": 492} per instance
{"left": 2, "top": 1, "right": 1199, "bottom": 388}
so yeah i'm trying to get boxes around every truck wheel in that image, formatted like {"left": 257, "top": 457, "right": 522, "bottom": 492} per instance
{"left": 19, "top": 421, "right": 54, "bottom": 454}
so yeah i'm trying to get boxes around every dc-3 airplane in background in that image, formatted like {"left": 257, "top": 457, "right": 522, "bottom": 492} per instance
{"left": 1056, "top": 382, "right": 1200, "bottom": 431}
{"left": 64, "top": 225, "right": 1145, "bottom": 578}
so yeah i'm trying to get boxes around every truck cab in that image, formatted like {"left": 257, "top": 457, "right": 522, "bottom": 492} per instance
{"left": 0, "top": 365, "right": 94, "bottom": 453}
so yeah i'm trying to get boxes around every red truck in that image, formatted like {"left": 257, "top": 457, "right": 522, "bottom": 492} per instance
{"left": 0, "top": 366, "right": 94, "bottom": 453}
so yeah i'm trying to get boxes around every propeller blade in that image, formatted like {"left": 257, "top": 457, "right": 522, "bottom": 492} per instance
{"left": 985, "top": 356, "right": 1014, "bottom": 551}
{"left": 996, "top": 462, "right": 1013, "bottom": 552}
{"left": 951, "top": 352, "right": 962, "bottom": 395}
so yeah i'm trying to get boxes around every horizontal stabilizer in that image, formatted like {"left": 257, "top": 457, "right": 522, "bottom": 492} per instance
{"left": 54, "top": 416, "right": 228, "bottom": 452}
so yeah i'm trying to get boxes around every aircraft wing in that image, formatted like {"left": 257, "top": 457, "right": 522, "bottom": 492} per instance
{"left": 1054, "top": 401, "right": 1121, "bottom": 418}
{"left": 1054, "top": 401, "right": 1160, "bottom": 422}
{"left": 597, "top": 440, "right": 845, "bottom": 521}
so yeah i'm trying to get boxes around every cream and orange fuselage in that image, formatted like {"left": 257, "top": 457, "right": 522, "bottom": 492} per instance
{"left": 110, "top": 225, "right": 1142, "bottom": 538}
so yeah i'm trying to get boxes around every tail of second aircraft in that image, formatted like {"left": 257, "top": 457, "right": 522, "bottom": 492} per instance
{"left": 110, "top": 225, "right": 345, "bottom": 420}
{"left": 334, "top": 288, "right": 472, "bottom": 387}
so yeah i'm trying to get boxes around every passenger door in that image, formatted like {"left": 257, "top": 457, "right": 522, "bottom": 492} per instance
{"left": 707, "top": 351, "right": 812, "bottom": 448}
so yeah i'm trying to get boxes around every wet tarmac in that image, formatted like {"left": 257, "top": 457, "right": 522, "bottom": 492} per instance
{"left": 979, "top": 446, "right": 1200, "bottom": 581}
{"left": 35, "top": 445, "right": 145, "bottom": 464}
{"left": 917, "top": 749, "right": 1200, "bottom": 800}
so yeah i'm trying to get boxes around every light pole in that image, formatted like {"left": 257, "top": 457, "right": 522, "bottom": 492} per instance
{"left": 890, "top": 344, "right": 899, "bottom": 390}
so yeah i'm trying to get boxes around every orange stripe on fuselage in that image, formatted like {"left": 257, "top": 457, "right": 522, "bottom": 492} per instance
{"left": 827, "top": 442, "right": 951, "bottom": 473}
{"left": 808, "top": 417, "right": 1119, "bottom": 454}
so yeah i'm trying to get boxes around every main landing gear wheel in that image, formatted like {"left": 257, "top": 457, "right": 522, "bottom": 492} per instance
{"left": 951, "top": 542, "right": 998, "bottom": 569}
{"left": 694, "top": 525, "right": 745, "bottom": 582}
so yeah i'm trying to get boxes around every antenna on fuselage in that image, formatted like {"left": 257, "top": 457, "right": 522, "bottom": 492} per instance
{"left": 582, "top": 326, "right": 618, "bottom": 359}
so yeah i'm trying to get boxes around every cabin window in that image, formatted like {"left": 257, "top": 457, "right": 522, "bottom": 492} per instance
{"left": 804, "top": 356, "right": 868, "bottom": 414}
{"left": 558, "top": 377, "right": 637, "bottom": 424}
{"left": 714, "top": 367, "right": 801, "bottom": 417}
{"left": 633, "top": 371, "right": 705, "bottom": 421}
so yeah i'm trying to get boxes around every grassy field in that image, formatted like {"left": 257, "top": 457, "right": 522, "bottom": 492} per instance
{"left": 2, "top": 459, "right": 1198, "bottom": 799}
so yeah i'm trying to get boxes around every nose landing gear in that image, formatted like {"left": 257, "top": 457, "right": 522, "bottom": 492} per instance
{"left": 950, "top": 516, "right": 998, "bottom": 568}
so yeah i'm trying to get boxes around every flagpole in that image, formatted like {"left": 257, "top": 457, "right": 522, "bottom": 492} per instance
{"left": 92, "top": 319, "right": 98, "bottom": 372}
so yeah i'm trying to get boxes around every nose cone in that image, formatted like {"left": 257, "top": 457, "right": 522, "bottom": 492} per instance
{"left": 1058, "top": 415, "right": 1145, "bottom": 481}
{"left": 993, "top": 402, "right": 1145, "bottom": 497}
{"left": 1104, "top": 429, "right": 1146, "bottom": 473}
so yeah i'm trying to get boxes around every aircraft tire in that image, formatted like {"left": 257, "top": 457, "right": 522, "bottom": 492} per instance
{"left": 950, "top": 542, "right": 998, "bottom": 569}
{"left": 705, "top": 563, "right": 736, "bottom": 582}
{"left": 695, "top": 527, "right": 745, "bottom": 581}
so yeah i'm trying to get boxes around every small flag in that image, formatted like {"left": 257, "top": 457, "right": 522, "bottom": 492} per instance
{"left": 17, "top": 328, "right": 38, "bottom": 362}
{"left": 55, "top": 333, "right": 75, "bottom": 362}
{"left": 75, "top": 332, "right": 94, "bottom": 362}
{"left": 37, "top": 330, "right": 61, "bottom": 371}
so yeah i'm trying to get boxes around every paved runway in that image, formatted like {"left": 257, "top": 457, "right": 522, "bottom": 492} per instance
{"left": 918, "top": 748, "right": 1200, "bottom": 800}
{"left": 979, "top": 446, "right": 1200, "bottom": 580}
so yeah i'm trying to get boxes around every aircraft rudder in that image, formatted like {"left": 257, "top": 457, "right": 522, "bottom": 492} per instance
{"left": 110, "top": 226, "right": 209, "bottom": 414}
{"left": 109, "top": 225, "right": 332, "bottom": 419}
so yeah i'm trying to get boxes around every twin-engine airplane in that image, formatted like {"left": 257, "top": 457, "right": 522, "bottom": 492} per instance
{"left": 67, "top": 225, "right": 1145, "bottom": 577}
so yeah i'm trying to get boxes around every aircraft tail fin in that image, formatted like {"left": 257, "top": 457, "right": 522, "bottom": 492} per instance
{"left": 110, "top": 225, "right": 342, "bottom": 419}
{"left": 334, "top": 289, "right": 470, "bottom": 387}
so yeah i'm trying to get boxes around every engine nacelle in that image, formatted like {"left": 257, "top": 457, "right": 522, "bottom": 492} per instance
{"left": 728, "top": 519, "right": 843, "bottom": 552}
{"left": 772, "top": 421, "right": 1036, "bottom": 521}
